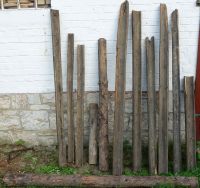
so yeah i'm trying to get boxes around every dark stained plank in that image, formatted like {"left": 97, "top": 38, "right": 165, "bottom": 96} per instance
{"left": 145, "top": 37, "right": 157, "bottom": 175}
{"left": 158, "top": 4, "right": 169, "bottom": 174}
{"left": 184, "top": 76, "right": 196, "bottom": 170}
{"left": 171, "top": 10, "right": 181, "bottom": 173}
{"left": 98, "top": 38, "right": 109, "bottom": 171}
{"left": 50, "top": 9, "right": 66, "bottom": 167}
{"left": 76, "top": 45, "right": 85, "bottom": 167}
{"left": 132, "top": 10, "right": 142, "bottom": 172}
{"left": 67, "top": 33, "right": 75, "bottom": 163}
{"left": 113, "top": 0, "right": 129, "bottom": 176}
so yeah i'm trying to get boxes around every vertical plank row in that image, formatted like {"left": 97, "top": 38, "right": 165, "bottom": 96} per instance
{"left": 76, "top": 45, "right": 85, "bottom": 167}
{"left": 67, "top": 33, "right": 75, "bottom": 163}
{"left": 158, "top": 4, "right": 169, "bottom": 174}
{"left": 184, "top": 76, "right": 196, "bottom": 170}
{"left": 132, "top": 10, "right": 142, "bottom": 172}
{"left": 50, "top": 9, "right": 66, "bottom": 167}
{"left": 171, "top": 10, "right": 181, "bottom": 173}
{"left": 98, "top": 38, "right": 109, "bottom": 171}
{"left": 89, "top": 103, "right": 98, "bottom": 165}
{"left": 113, "top": 0, "right": 129, "bottom": 176}
{"left": 146, "top": 37, "right": 156, "bottom": 175}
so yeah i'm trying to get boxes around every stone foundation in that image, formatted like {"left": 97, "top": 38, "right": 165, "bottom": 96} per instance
{"left": 0, "top": 92, "right": 186, "bottom": 146}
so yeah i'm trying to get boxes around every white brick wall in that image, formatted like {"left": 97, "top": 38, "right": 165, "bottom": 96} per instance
{"left": 0, "top": 0, "right": 199, "bottom": 93}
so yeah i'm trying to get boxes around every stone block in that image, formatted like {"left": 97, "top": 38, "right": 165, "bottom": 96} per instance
{"left": 27, "top": 94, "right": 41, "bottom": 105}
{"left": 40, "top": 93, "right": 55, "bottom": 105}
{"left": 20, "top": 111, "right": 49, "bottom": 130}
{"left": 11, "top": 94, "right": 29, "bottom": 109}
{"left": 30, "top": 104, "right": 50, "bottom": 110}
{"left": 0, "top": 95, "right": 11, "bottom": 109}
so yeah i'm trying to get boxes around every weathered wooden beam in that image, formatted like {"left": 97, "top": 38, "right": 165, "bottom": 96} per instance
{"left": 67, "top": 33, "right": 75, "bottom": 164}
{"left": 171, "top": 9, "right": 181, "bottom": 173}
{"left": 50, "top": 9, "right": 66, "bottom": 167}
{"left": 145, "top": 37, "right": 157, "bottom": 175}
{"left": 132, "top": 10, "right": 142, "bottom": 172}
{"left": 113, "top": 0, "right": 129, "bottom": 176}
{"left": 89, "top": 103, "right": 98, "bottom": 165}
{"left": 76, "top": 45, "right": 85, "bottom": 167}
{"left": 184, "top": 76, "right": 196, "bottom": 170}
{"left": 98, "top": 38, "right": 109, "bottom": 171}
{"left": 3, "top": 174, "right": 199, "bottom": 188}
{"left": 158, "top": 4, "right": 169, "bottom": 174}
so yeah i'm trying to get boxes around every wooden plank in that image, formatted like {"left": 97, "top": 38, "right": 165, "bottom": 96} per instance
{"left": 3, "top": 174, "right": 199, "bottom": 188}
{"left": 113, "top": 0, "right": 129, "bottom": 176}
{"left": 132, "top": 10, "right": 142, "bottom": 172}
{"left": 76, "top": 45, "right": 85, "bottom": 167}
{"left": 158, "top": 4, "right": 169, "bottom": 174}
{"left": 145, "top": 37, "right": 156, "bottom": 175}
{"left": 89, "top": 103, "right": 98, "bottom": 165}
{"left": 184, "top": 76, "right": 196, "bottom": 170}
{"left": 171, "top": 9, "right": 181, "bottom": 173}
{"left": 50, "top": 9, "right": 66, "bottom": 167}
{"left": 67, "top": 33, "right": 75, "bottom": 163}
{"left": 98, "top": 38, "right": 109, "bottom": 171}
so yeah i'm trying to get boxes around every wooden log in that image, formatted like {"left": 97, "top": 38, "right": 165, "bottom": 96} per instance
{"left": 132, "top": 10, "right": 142, "bottom": 172}
{"left": 76, "top": 45, "right": 85, "bottom": 167}
{"left": 50, "top": 9, "right": 66, "bottom": 167}
{"left": 3, "top": 174, "right": 199, "bottom": 188}
{"left": 171, "top": 9, "right": 181, "bottom": 173}
{"left": 145, "top": 37, "right": 156, "bottom": 175}
{"left": 98, "top": 38, "right": 109, "bottom": 171}
{"left": 67, "top": 33, "right": 75, "bottom": 163}
{"left": 184, "top": 76, "right": 196, "bottom": 170}
{"left": 113, "top": 0, "right": 129, "bottom": 176}
{"left": 89, "top": 103, "right": 98, "bottom": 165}
{"left": 158, "top": 4, "right": 169, "bottom": 174}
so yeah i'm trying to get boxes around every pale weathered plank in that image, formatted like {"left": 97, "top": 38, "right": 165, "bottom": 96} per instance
{"left": 67, "top": 33, "right": 75, "bottom": 163}
{"left": 76, "top": 45, "right": 85, "bottom": 167}
{"left": 132, "top": 10, "right": 142, "bottom": 172}
{"left": 184, "top": 76, "right": 196, "bottom": 170}
{"left": 98, "top": 38, "right": 109, "bottom": 171}
{"left": 113, "top": 0, "right": 129, "bottom": 176}
{"left": 146, "top": 37, "right": 157, "bottom": 175}
{"left": 158, "top": 4, "right": 169, "bottom": 174}
{"left": 171, "top": 9, "right": 181, "bottom": 173}
{"left": 50, "top": 9, "right": 66, "bottom": 167}
{"left": 89, "top": 103, "right": 98, "bottom": 165}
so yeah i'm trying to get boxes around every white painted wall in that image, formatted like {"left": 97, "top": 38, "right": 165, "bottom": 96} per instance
{"left": 0, "top": 0, "right": 199, "bottom": 93}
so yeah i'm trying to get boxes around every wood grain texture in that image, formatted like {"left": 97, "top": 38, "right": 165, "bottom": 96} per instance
{"left": 50, "top": 9, "right": 66, "bottom": 167}
{"left": 113, "top": 0, "right": 129, "bottom": 176}
{"left": 171, "top": 10, "right": 181, "bottom": 173}
{"left": 158, "top": 4, "right": 169, "bottom": 174}
{"left": 67, "top": 33, "right": 75, "bottom": 163}
{"left": 76, "top": 45, "right": 85, "bottom": 167}
{"left": 184, "top": 76, "right": 196, "bottom": 170}
{"left": 98, "top": 38, "right": 109, "bottom": 171}
{"left": 132, "top": 10, "right": 142, "bottom": 172}
{"left": 3, "top": 174, "right": 199, "bottom": 188}
{"left": 146, "top": 37, "right": 157, "bottom": 175}
{"left": 89, "top": 103, "right": 98, "bottom": 165}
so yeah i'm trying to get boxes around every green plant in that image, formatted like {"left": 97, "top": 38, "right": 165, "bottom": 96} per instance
{"left": 14, "top": 139, "right": 26, "bottom": 146}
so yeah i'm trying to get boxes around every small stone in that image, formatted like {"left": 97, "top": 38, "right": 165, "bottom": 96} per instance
{"left": 28, "top": 94, "right": 41, "bottom": 105}
{"left": 0, "top": 95, "right": 11, "bottom": 109}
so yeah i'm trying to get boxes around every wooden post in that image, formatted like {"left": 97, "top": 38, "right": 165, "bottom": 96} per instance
{"left": 98, "top": 38, "right": 109, "bottom": 171}
{"left": 113, "top": 0, "right": 129, "bottom": 176}
{"left": 89, "top": 103, "right": 98, "bottom": 165}
{"left": 171, "top": 10, "right": 181, "bottom": 173}
{"left": 67, "top": 33, "right": 75, "bottom": 163}
{"left": 132, "top": 10, "right": 142, "bottom": 172}
{"left": 3, "top": 174, "right": 199, "bottom": 188}
{"left": 184, "top": 76, "right": 196, "bottom": 170}
{"left": 50, "top": 9, "right": 66, "bottom": 167}
{"left": 146, "top": 37, "right": 156, "bottom": 175}
{"left": 76, "top": 45, "right": 85, "bottom": 167}
{"left": 158, "top": 4, "right": 169, "bottom": 174}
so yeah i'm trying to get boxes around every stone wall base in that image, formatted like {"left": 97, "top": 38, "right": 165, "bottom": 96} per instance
{"left": 0, "top": 92, "right": 185, "bottom": 146}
